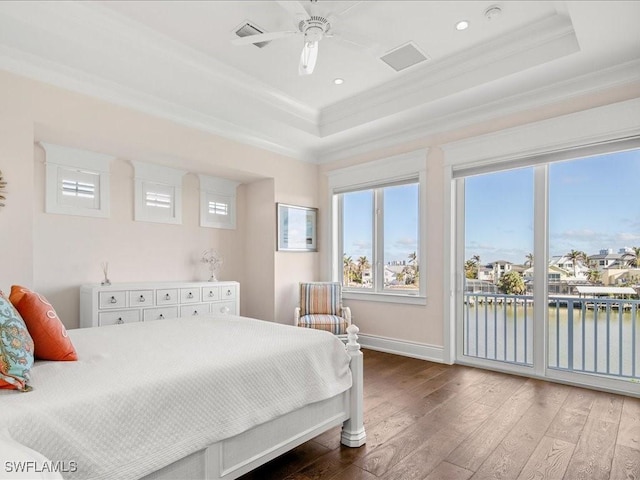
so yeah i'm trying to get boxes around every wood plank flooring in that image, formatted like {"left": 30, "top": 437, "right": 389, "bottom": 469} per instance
{"left": 239, "top": 349, "right": 640, "bottom": 480}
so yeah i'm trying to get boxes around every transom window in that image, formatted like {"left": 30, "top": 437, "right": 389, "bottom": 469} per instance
{"left": 133, "top": 161, "right": 185, "bottom": 225}
{"left": 43, "top": 142, "right": 113, "bottom": 218}
{"left": 199, "top": 174, "right": 238, "bottom": 230}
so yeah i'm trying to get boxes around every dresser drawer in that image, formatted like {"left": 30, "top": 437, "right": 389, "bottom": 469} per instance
{"left": 98, "top": 310, "right": 140, "bottom": 326}
{"left": 128, "top": 290, "right": 153, "bottom": 307}
{"left": 201, "top": 286, "right": 219, "bottom": 301}
{"left": 98, "top": 291, "right": 127, "bottom": 309}
{"left": 143, "top": 306, "right": 179, "bottom": 322}
{"left": 213, "top": 301, "right": 236, "bottom": 316}
{"left": 180, "top": 304, "right": 209, "bottom": 317}
{"left": 220, "top": 285, "right": 237, "bottom": 301}
{"left": 156, "top": 289, "right": 178, "bottom": 306}
{"left": 180, "top": 288, "right": 201, "bottom": 304}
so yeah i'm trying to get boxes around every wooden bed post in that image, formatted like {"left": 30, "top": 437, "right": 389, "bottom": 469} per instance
{"left": 341, "top": 324, "right": 366, "bottom": 447}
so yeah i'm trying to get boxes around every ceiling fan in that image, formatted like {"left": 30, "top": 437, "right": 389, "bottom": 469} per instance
{"left": 232, "top": 0, "right": 375, "bottom": 75}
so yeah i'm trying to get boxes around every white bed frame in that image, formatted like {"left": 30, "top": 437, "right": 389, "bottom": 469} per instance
{"left": 143, "top": 325, "right": 366, "bottom": 480}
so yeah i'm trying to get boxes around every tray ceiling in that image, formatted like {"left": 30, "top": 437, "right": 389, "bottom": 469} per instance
{"left": 0, "top": 1, "right": 638, "bottom": 162}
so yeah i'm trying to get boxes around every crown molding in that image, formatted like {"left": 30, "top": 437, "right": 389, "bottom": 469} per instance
{"left": 0, "top": 2, "right": 638, "bottom": 167}
{"left": 0, "top": 44, "right": 316, "bottom": 163}
{"left": 0, "top": 2, "right": 319, "bottom": 127}
{"left": 441, "top": 96, "right": 640, "bottom": 168}
{"left": 316, "top": 59, "right": 640, "bottom": 164}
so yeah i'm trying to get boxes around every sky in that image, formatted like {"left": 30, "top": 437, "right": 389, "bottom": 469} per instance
{"left": 342, "top": 183, "right": 418, "bottom": 264}
{"left": 465, "top": 148, "right": 640, "bottom": 265}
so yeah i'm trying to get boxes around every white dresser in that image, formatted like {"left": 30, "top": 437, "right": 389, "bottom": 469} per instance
{"left": 80, "top": 281, "right": 240, "bottom": 328}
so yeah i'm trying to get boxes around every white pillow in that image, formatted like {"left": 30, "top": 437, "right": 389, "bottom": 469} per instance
{"left": 0, "top": 429, "right": 64, "bottom": 480}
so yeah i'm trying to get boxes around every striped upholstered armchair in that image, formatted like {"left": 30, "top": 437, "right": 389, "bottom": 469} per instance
{"left": 295, "top": 282, "right": 351, "bottom": 336}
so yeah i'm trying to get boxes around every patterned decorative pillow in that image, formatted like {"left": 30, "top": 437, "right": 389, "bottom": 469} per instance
{"left": 299, "top": 282, "right": 341, "bottom": 316}
{"left": 10, "top": 287, "right": 77, "bottom": 361}
{"left": 0, "top": 291, "right": 34, "bottom": 391}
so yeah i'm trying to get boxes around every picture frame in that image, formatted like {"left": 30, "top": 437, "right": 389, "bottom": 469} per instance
{"left": 277, "top": 203, "right": 317, "bottom": 252}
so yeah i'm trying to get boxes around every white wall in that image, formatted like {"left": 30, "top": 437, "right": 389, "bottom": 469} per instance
{"left": 1, "top": 67, "right": 638, "bottom": 355}
{"left": 0, "top": 70, "right": 320, "bottom": 328}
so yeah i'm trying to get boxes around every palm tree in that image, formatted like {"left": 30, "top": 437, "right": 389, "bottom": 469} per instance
{"left": 343, "top": 254, "right": 355, "bottom": 286}
{"left": 525, "top": 253, "right": 534, "bottom": 268}
{"left": 567, "top": 249, "right": 586, "bottom": 277}
{"left": 631, "top": 247, "right": 640, "bottom": 268}
{"left": 465, "top": 255, "right": 481, "bottom": 279}
{"left": 472, "top": 254, "right": 481, "bottom": 279}
{"left": 357, "top": 256, "right": 370, "bottom": 284}
{"left": 406, "top": 251, "right": 418, "bottom": 285}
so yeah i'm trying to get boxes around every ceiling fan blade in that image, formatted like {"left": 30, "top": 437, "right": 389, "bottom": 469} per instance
{"left": 329, "top": 31, "right": 381, "bottom": 57}
{"left": 326, "top": 1, "right": 363, "bottom": 20}
{"left": 232, "top": 30, "right": 298, "bottom": 46}
{"left": 277, "top": 1, "right": 310, "bottom": 21}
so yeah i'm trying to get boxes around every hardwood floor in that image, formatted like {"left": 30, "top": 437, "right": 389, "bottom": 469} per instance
{"left": 239, "top": 349, "right": 640, "bottom": 480}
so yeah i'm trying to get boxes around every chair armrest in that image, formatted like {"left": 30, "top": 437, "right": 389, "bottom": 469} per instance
{"left": 341, "top": 306, "right": 352, "bottom": 326}
{"left": 294, "top": 307, "right": 301, "bottom": 326}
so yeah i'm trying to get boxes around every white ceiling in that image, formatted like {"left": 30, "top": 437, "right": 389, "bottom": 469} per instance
{"left": 0, "top": 1, "right": 639, "bottom": 163}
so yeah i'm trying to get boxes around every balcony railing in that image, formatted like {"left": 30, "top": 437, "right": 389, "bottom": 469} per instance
{"left": 463, "top": 293, "right": 640, "bottom": 380}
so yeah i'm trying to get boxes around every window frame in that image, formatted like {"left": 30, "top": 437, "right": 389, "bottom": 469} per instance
{"left": 328, "top": 150, "right": 427, "bottom": 304}
{"left": 43, "top": 142, "right": 113, "bottom": 218}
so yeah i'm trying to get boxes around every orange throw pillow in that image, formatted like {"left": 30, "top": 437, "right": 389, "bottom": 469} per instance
{"left": 12, "top": 290, "right": 77, "bottom": 361}
{"left": 8, "top": 285, "right": 29, "bottom": 306}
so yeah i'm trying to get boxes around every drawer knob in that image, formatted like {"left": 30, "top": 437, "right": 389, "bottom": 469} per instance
{"left": 116, "top": 317, "right": 124, "bottom": 324}
{"left": 220, "top": 306, "right": 230, "bottom": 314}
{"left": 110, "top": 296, "right": 117, "bottom": 304}
{"left": 139, "top": 295, "right": 145, "bottom": 302}
{"left": 193, "top": 310, "right": 199, "bottom": 316}
{"left": 187, "top": 292, "right": 193, "bottom": 299}
{"left": 226, "top": 290, "right": 232, "bottom": 296}
{"left": 159, "top": 314, "right": 165, "bottom": 319}
{"left": 208, "top": 291, "right": 215, "bottom": 297}
{"left": 164, "top": 294, "right": 171, "bottom": 300}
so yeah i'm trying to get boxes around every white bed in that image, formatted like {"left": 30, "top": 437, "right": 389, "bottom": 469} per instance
{"left": 1, "top": 315, "right": 365, "bottom": 480}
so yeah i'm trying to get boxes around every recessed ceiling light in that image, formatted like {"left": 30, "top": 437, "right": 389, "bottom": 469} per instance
{"left": 455, "top": 20, "right": 470, "bottom": 31}
{"left": 333, "top": 78, "right": 344, "bottom": 85}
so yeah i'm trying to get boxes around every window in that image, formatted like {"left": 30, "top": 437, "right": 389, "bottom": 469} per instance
{"left": 340, "top": 181, "right": 420, "bottom": 293}
{"left": 198, "top": 175, "right": 239, "bottom": 229}
{"left": 43, "top": 142, "right": 113, "bottom": 218}
{"left": 329, "top": 150, "right": 426, "bottom": 302}
{"left": 133, "top": 161, "right": 186, "bottom": 224}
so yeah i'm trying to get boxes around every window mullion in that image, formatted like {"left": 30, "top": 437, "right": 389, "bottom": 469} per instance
{"left": 374, "top": 188, "right": 384, "bottom": 292}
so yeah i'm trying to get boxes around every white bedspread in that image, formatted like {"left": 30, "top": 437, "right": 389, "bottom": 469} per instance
{"left": 1, "top": 316, "right": 352, "bottom": 480}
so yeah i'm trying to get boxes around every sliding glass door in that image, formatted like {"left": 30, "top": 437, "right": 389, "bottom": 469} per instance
{"left": 462, "top": 167, "right": 535, "bottom": 370}
{"left": 456, "top": 147, "right": 640, "bottom": 393}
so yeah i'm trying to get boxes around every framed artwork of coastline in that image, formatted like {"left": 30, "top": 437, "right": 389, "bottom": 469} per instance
{"left": 277, "top": 203, "right": 317, "bottom": 252}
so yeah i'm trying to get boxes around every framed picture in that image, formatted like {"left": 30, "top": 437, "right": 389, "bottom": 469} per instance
{"left": 277, "top": 203, "right": 317, "bottom": 252}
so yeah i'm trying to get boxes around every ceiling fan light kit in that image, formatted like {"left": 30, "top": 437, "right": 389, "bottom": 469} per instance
{"left": 232, "top": 0, "right": 375, "bottom": 76}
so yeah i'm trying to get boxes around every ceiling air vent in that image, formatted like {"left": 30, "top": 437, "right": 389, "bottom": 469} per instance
{"left": 235, "top": 22, "right": 270, "bottom": 48}
{"left": 380, "top": 42, "right": 429, "bottom": 72}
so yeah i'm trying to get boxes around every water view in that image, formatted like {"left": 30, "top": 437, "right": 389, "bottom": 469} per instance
{"left": 464, "top": 295, "right": 639, "bottom": 379}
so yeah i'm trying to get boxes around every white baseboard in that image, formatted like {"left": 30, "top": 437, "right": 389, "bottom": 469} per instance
{"left": 357, "top": 334, "right": 445, "bottom": 363}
